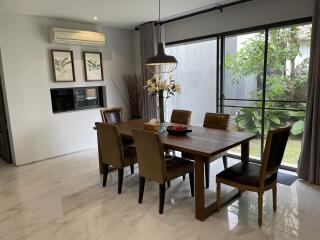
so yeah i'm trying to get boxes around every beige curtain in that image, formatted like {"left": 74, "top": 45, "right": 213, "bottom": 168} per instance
{"left": 140, "top": 22, "right": 158, "bottom": 119}
{"left": 298, "top": 0, "right": 320, "bottom": 185}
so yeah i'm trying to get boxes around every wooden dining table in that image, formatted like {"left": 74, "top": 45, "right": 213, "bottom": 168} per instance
{"left": 95, "top": 119, "right": 256, "bottom": 221}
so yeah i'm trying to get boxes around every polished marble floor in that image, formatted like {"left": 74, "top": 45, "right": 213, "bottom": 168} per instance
{"left": 0, "top": 150, "right": 319, "bottom": 240}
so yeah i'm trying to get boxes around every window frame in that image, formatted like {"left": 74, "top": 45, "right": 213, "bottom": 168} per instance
{"left": 166, "top": 17, "right": 312, "bottom": 171}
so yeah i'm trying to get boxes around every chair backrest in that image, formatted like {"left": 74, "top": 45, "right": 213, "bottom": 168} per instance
{"left": 203, "top": 113, "right": 229, "bottom": 130}
{"left": 132, "top": 129, "right": 166, "bottom": 184}
{"left": 100, "top": 107, "right": 122, "bottom": 124}
{"left": 95, "top": 122, "right": 124, "bottom": 168}
{"left": 259, "top": 124, "right": 291, "bottom": 186}
{"left": 170, "top": 109, "right": 191, "bottom": 125}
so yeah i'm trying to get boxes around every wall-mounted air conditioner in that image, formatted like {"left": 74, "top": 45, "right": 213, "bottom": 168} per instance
{"left": 49, "top": 28, "right": 105, "bottom": 46}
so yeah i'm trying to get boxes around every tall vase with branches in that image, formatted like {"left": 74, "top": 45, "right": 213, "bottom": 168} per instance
{"left": 123, "top": 74, "right": 144, "bottom": 119}
{"left": 145, "top": 74, "right": 181, "bottom": 123}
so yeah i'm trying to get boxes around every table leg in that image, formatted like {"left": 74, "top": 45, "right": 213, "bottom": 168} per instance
{"left": 241, "top": 141, "right": 249, "bottom": 163}
{"left": 194, "top": 155, "right": 243, "bottom": 221}
{"left": 194, "top": 157, "right": 205, "bottom": 220}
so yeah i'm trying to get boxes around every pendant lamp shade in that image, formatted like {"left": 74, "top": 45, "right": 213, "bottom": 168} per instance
{"left": 146, "top": 43, "right": 178, "bottom": 74}
{"left": 145, "top": 0, "right": 178, "bottom": 74}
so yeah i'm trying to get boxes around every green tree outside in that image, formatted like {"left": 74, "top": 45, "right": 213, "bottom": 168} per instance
{"left": 225, "top": 25, "right": 311, "bottom": 137}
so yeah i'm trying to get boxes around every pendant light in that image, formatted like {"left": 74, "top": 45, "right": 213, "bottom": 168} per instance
{"left": 145, "top": 0, "right": 178, "bottom": 74}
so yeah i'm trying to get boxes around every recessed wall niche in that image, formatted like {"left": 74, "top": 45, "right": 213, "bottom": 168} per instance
{"left": 50, "top": 86, "right": 104, "bottom": 113}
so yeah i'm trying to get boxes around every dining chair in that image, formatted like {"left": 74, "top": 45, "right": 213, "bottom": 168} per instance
{"left": 203, "top": 112, "right": 230, "bottom": 188}
{"left": 170, "top": 109, "right": 192, "bottom": 125}
{"left": 168, "top": 109, "right": 192, "bottom": 183}
{"left": 132, "top": 129, "right": 194, "bottom": 214}
{"left": 216, "top": 124, "right": 291, "bottom": 226}
{"left": 100, "top": 107, "right": 135, "bottom": 174}
{"left": 95, "top": 122, "right": 137, "bottom": 194}
{"left": 100, "top": 107, "right": 122, "bottom": 124}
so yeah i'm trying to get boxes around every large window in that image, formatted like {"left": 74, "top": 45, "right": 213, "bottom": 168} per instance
{"left": 223, "top": 31, "right": 266, "bottom": 160}
{"left": 166, "top": 20, "right": 312, "bottom": 168}
{"left": 166, "top": 39, "right": 217, "bottom": 125}
{"left": 222, "top": 23, "right": 311, "bottom": 167}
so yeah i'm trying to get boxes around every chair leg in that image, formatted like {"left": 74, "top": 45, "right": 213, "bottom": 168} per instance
{"left": 258, "top": 192, "right": 263, "bottom": 226}
{"left": 102, "top": 164, "right": 109, "bottom": 187}
{"left": 205, "top": 162, "right": 210, "bottom": 188}
{"left": 189, "top": 172, "right": 194, "bottom": 197}
{"left": 222, "top": 156, "right": 228, "bottom": 169}
{"left": 138, "top": 176, "right": 145, "bottom": 204}
{"left": 130, "top": 164, "right": 134, "bottom": 174}
{"left": 216, "top": 181, "right": 221, "bottom": 211}
{"left": 159, "top": 184, "right": 166, "bottom": 214}
{"left": 167, "top": 181, "right": 171, "bottom": 188}
{"left": 182, "top": 175, "right": 186, "bottom": 181}
{"left": 118, "top": 168, "right": 124, "bottom": 194}
{"left": 272, "top": 185, "right": 277, "bottom": 212}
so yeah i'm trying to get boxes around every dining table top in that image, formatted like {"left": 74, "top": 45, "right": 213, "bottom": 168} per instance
{"left": 114, "top": 119, "right": 256, "bottom": 159}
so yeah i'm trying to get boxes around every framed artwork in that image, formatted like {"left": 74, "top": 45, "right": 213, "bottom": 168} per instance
{"left": 51, "top": 50, "right": 75, "bottom": 82}
{"left": 83, "top": 52, "right": 104, "bottom": 81}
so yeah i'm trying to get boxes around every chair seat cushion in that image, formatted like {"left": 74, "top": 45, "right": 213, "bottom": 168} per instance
{"left": 165, "top": 157, "right": 194, "bottom": 181}
{"left": 216, "top": 162, "right": 277, "bottom": 187}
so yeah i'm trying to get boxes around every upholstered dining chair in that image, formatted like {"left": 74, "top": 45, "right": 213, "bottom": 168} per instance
{"left": 95, "top": 122, "right": 137, "bottom": 194}
{"left": 100, "top": 107, "right": 135, "bottom": 174}
{"left": 216, "top": 124, "right": 291, "bottom": 226}
{"left": 168, "top": 109, "right": 192, "bottom": 183}
{"left": 100, "top": 107, "right": 122, "bottom": 124}
{"left": 170, "top": 109, "right": 192, "bottom": 125}
{"left": 132, "top": 129, "right": 194, "bottom": 214}
{"left": 203, "top": 113, "right": 230, "bottom": 188}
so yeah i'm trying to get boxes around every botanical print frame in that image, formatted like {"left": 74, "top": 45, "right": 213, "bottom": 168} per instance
{"left": 83, "top": 52, "right": 104, "bottom": 81}
{"left": 51, "top": 50, "right": 75, "bottom": 82}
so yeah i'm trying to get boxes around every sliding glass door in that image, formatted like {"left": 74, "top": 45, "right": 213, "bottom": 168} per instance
{"left": 222, "top": 31, "right": 266, "bottom": 160}
{"left": 220, "top": 23, "right": 312, "bottom": 167}
{"left": 264, "top": 23, "right": 311, "bottom": 167}
{"left": 165, "top": 19, "right": 311, "bottom": 169}
{"left": 166, "top": 39, "right": 217, "bottom": 125}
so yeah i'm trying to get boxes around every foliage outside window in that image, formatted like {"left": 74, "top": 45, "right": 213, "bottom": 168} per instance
{"left": 225, "top": 25, "right": 311, "bottom": 137}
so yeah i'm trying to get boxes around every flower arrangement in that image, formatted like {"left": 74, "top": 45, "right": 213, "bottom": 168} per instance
{"left": 145, "top": 74, "right": 181, "bottom": 123}
{"left": 145, "top": 74, "right": 181, "bottom": 97}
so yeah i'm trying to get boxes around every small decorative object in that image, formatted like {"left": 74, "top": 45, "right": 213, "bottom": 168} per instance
{"left": 145, "top": 74, "right": 181, "bottom": 124}
{"left": 144, "top": 119, "right": 160, "bottom": 132}
{"left": 166, "top": 125, "right": 192, "bottom": 136}
{"left": 51, "top": 50, "right": 75, "bottom": 82}
{"left": 145, "top": 0, "right": 178, "bottom": 74}
{"left": 83, "top": 52, "right": 103, "bottom": 81}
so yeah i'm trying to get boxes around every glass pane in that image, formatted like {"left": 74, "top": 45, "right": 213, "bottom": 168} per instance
{"left": 266, "top": 24, "right": 311, "bottom": 103}
{"left": 165, "top": 39, "right": 217, "bottom": 125}
{"left": 223, "top": 31, "right": 266, "bottom": 160}
{"left": 264, "top": 23, "right": 311, "bottom": 167}
{"left": 224, "top": 31, "right": 266, "bottom": 101}
{"left": 223, "top": 106, "right": 262, "bottom": 160}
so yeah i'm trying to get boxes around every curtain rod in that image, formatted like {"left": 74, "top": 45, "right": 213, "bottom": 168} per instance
{"left": 134, "top": 0, "right": 253, "bottom": 31}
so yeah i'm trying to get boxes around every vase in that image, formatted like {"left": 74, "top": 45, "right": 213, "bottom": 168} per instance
{"left": 158, "top": 91, "right": 165, "bottom": 124}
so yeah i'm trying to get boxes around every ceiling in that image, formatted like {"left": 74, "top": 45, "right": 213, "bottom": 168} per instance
{"left": 0, "top": 0, "right": 235, "bottom": 29}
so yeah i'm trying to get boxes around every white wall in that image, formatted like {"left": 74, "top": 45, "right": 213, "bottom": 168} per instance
{"left": 165, "top": 0, "right": 314, "bottom": 43}
{"left": 0, "top": 13, "right": 135, "bottom": 165}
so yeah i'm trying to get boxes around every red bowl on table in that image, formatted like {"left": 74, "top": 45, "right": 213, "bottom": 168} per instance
{"left": 166, "top": 125, "right": 192, "bottom": 136}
